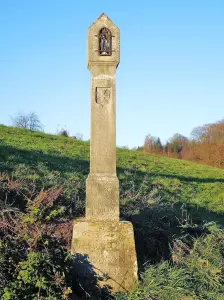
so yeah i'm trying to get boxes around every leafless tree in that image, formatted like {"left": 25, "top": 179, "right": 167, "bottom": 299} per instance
{"left": 11, "top": 112, "right": 43, "bottom": 131}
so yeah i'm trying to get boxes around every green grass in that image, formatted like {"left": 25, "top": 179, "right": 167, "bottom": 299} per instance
{"left": 0, "top": 125, "right": 224, "bottom": 299}
{"left": 0, "top": 124, "right": 224, "bottom": 214}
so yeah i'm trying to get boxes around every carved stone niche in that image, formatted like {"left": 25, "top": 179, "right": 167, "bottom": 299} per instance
{"left": 87, "top": 13, "right": 120, "bottom": 68}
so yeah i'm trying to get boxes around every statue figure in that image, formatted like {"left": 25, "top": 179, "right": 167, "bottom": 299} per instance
{"left": 99, "top": 28, "right": 111, "bottom": 55}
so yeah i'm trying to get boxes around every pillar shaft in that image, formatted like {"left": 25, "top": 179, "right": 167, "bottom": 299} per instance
{"left": 86, "top": 63, "right": 119, "bottom": 221}
{"left": 89, "top": 64, "right": 116, "bottom": 175}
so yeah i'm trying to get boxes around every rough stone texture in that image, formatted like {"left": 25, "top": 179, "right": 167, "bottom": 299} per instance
{"left": 87, "top": 13, "right": 120, "bottom": 68}
{"left": 86, "top": 175, "right": 119, "bottom": 221}
{"left": 72, "top": 219, "right": 138, "bottom": 294}
{"left": 86, "top": 13, "right": 120, "bottom": 221}
{"left": 72, "top": 13, "right": 138, "bottom": 296}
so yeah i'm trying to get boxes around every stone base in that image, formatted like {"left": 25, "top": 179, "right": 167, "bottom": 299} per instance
{"left": 71, "top": 219, "right": 138, "bottom": 297}
{"left": 86, "top": 174, "right": 119, "bottom": 221}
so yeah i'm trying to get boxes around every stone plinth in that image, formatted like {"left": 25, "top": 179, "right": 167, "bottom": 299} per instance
{"left": 86, "top": 175, "right": 119, "bottom": 221}
{"left": 72, "top": 219, "right": 138, "bottom": 295}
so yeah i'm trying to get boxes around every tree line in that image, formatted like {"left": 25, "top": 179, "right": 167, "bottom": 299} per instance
{"left": 142, "top": 119, "right": 224, "bottom": 169}
{"left": 9, "top": 112, "right": 224, "bottom": 169}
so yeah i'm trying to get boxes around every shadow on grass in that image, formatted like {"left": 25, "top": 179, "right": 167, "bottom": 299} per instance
{"left": 1, "top": 144, "right": 224, "bottom": 183}
{"left": 1, "top": 144, "right": 224, "bottom": 277}
{"left": 0, "top": 144, "right": 90, "bottom": 175}
{"left": 121, "top": 200, "right": 224, "bottom": 272}
{"left": 72, "top": 253, "right": 113, "bottom": 300}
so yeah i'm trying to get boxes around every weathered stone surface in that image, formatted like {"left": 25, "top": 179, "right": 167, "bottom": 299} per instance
{"left": 86, "top": 174, "right": 119, "bottom": 221}
{"left": 71, "top": 13, "right": 138, "bottom": 296}
{"left": 87, "top": 13, "right": 120, "bottom": 68}
{"left": 86, "top": 13, "right": 120, "bottom": 221}
{"left": 72, "top": 219, "right": 138, "bottom": 294}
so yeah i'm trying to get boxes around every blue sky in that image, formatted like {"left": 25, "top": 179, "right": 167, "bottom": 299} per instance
{"left": 0, "top": 1, "right": 223, "bottom": 148}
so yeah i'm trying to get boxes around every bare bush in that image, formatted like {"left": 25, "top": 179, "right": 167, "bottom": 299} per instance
{"left": 10, "top": 112, "right": 43, "bottom": 131}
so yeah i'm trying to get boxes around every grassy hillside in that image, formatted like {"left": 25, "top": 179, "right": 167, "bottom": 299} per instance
{"left": 0, "top": 125, "right": 224, "bottom": 299}
{"left": 0, "top": 124, "right": 224, "bottom": 214}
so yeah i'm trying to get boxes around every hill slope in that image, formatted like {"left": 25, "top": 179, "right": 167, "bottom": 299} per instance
{"left": 0, "top": 124, "right": 224, "bottom": 214}
{"left": 0, "top": 125, "right": 224, "bottom": 299}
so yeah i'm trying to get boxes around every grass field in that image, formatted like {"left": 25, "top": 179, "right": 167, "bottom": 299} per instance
{"left": 1, "top": 124, "right": 224, "bottom": 212}
{"left": 0, "top": 124, "right": 224, "bottom": 299}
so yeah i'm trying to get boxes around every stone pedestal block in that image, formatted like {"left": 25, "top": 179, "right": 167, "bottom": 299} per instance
{"left": 72, "top": 219, "right": 138, "bottom": 295}
{"left": 86, "top": 175, "right": 119, "bottom": 221}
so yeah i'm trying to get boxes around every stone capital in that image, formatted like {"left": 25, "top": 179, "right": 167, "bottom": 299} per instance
{"left": 87, "top": 13, "right": 120, "bottom": 69}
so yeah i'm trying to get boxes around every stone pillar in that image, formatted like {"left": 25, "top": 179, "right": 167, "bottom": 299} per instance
{"left": 72, "top": 13, "right": 138, "bottom": 296}
{"left": 86, "top": 63, "right": 119, "bottom": 221}
{"left": 86, "top": 13, "right": 120, "bottom": 222}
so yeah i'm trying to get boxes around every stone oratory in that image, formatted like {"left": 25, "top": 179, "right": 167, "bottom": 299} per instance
{"left": 72, "top": 13, "right": 138, "bottom": 296}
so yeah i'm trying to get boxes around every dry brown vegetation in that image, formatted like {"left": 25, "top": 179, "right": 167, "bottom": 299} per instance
{"left": 143, "top": 120, "right": 224, "bottom": 169}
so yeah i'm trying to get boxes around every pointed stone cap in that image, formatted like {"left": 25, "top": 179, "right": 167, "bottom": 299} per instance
{"left": 87, "top": 13, "right": 120, "bottom": 69}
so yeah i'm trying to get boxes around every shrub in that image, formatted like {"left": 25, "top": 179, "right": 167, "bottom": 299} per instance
{"left": 10, "top": 112, "right": 43, "bottom": 131}
{"left": 115, "top": 225, "right": 224, "bottom": 300}
{"left": 0, "top": 179, "right": 73, "bottom": 299}
{"left": 58, "top": 129, "right": 69, "bottom": 137}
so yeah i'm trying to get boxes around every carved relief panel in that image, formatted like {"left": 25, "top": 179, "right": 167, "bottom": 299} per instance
{"left": 95, "top": 87, "right": 111, "bottom": 106}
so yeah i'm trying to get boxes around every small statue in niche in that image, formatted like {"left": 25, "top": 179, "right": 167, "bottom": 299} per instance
{"left": 99, "top": 28, "right": 112, "bottom": 55}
